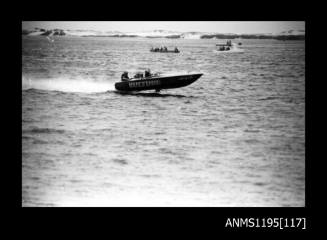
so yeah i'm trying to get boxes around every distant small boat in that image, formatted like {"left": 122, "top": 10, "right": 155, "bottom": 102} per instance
{"left": 216, "top": 40, "right": 233, "bottom": 51}
{"left": 215, "top": 40, "right": 244, "bottom": 51}
{"left": 115, "top": 73, "right": 202, "bottom": 92}
{"left": 150, "top": 48, "right": 180, "bottom": 53}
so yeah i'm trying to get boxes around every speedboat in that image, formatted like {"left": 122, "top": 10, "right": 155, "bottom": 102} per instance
{"left": 115, "top": 73, "right": 203, "bottom": 92}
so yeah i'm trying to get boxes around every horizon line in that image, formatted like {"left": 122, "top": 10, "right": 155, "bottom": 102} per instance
{"left": 22, "top": 27, "right": 306, "bottom": 35}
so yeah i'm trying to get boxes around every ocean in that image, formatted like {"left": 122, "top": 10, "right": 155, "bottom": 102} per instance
{"left": 22, "top": 36, "right": 305, "bottom": 207}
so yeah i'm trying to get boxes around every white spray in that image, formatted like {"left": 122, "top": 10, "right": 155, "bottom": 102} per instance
{"left": 22, "top": 76, "right": 115, "bottom": 93}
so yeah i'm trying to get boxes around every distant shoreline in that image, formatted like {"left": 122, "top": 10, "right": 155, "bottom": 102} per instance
{"left": 22, "top": 28, "right": 305, "bottom": 41}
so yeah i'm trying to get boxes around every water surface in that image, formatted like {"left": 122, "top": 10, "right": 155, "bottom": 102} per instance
{"left": 22, "top": 36, "right": 305, "bottom": 206}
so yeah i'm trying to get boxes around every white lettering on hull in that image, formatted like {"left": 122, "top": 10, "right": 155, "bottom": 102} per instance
{"left": 128, "top": 80, "right": 161, "bottom": 89}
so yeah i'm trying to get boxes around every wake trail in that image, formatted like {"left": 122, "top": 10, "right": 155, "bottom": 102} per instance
{"left": 22, "top": 76, "right": 116, "bottom": 93}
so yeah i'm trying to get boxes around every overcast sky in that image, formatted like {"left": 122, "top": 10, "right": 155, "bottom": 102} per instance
{"left": 22, "top": 21, "right": 305, "bottom": 34}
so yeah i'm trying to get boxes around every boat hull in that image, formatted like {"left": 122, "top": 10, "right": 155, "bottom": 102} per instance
{"left": 115, "top": 73, "right": 203, "bottom": 92}
{"left": 150, "top": 50, "right": 179, "bottom": 53}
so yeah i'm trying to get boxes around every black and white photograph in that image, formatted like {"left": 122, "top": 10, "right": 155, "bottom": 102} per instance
{"left": 22, "top": 21, "right": 305, "bottom": 207}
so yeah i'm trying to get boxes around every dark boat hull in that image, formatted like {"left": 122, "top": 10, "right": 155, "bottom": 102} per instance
{"left": 115, "top": 73, "right": 203, "bottom": 92}
{"left": 150, "top": 50, "right": 179, "bottom": 53}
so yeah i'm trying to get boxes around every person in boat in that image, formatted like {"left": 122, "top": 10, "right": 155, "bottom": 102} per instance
{"left": 134, "top": 72, "right": 143, "bottom": 78}
{"left": 164, "top": 46, "right": 167, "bottom": 52}
{"left": 145, "top": 69, "right": 151, "bottom": 78}
{"left": 121, "top": 71, "right": 129, "bottom": 81}
{"left": 174, "top": 47, "right": 179, "bottom": 53}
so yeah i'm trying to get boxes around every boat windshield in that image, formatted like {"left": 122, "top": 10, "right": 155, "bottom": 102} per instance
{"left": 131, "top": 72, "right": 161, "bottom": 79}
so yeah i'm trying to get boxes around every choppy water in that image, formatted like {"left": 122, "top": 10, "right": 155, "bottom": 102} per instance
{"left": 22, "top": 36, "right": 305, "bottom": 206}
